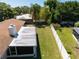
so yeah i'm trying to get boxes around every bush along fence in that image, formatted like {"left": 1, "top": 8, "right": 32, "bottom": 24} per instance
{"left": 50, "top": 24, "right": 71, "bottom": 59}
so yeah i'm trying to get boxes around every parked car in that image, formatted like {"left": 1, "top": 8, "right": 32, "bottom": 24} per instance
{"left": 60, "top": 21, "right": 74, "bottom": 27}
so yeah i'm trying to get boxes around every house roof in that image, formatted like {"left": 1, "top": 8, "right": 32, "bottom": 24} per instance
{"left": 73, "top": 27, "right": 79, "bottom": 35}
{"left": 9, "top": 27, "right": 37, "bottom": 47}
{"left": 16, "top": 14, "right": 32, "bottom": 20}
{"left": 0, "top": 19, "right": 25, "bottom": 56}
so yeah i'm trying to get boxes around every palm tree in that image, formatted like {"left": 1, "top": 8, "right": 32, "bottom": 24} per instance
{"left": 30, "top": 3, "right": 41, "bottom": 21}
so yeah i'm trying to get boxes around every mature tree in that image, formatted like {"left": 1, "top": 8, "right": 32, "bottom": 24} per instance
{"left": 13, "top": 7, "right": 22, "bottom": 15}
{"left": 0, "top": 2, "right": 10, "bottom": 9}
{"left": 21, "top": 6, "right": 30, "bottom": 14}
{"left": 45, "top": 0, "right": 58, "bottom": 23}
{"left": 58, "top": 1, "right": 79, "bottom": 22}
{"left": 45, "top": 0, "right": 57, "bottom": 11}
{"left": 39, "top": 7, "right": 50, "bottom": 23}
{"left": 30, "top": 3, "right": 41, "bottom": 20}
{"left": 0, "top": 2, "right": 12, "bottom": 21}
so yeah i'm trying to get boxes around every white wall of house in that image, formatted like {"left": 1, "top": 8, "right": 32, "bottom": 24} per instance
{"left": 0, "top": 51, "right": 7, "bottom": 59}
{"left": 16, "top": 14, "right": 32, "bottom": 20}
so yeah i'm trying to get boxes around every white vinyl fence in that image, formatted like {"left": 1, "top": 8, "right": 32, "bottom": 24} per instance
{"left": 51, "top": 25, "right": 71, "bottom": 59}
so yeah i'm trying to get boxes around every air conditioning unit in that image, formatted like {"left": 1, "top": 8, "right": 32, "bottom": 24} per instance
{"left": 8, "top": 24, "right": 18, "bottom": 37}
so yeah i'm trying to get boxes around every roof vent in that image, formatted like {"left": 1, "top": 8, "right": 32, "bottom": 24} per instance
{"left": 8, "top": 24, "right": 18, "bottom": 38}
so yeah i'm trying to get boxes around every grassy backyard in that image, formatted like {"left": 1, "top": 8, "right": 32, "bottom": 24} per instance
{"left": 37, "top": 26, "right": 62, "bottom": 59}
{"left": 56, "top": 27, "right": 78, "bottom": 59}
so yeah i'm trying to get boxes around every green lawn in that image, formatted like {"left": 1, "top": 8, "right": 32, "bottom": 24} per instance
{"left": 37, "top": 26, "right": 62, "bottom": 59}
{"left": 56, "top": 27, "right": 77, "bottom": 59}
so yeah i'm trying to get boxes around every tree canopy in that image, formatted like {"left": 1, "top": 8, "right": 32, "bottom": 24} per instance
{"left": 30, "top": 3, "right": 41, "bottom": 20}
{"left": 0, "top": 1, "right": 79, "bottom": 23}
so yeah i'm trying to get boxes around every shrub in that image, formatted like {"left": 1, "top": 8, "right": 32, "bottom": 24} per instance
{"left": 75, "top": 21, "right": 79, "bottom": 27}
{"left": 53, "top": 23, "right": 61, "bottom": 30}
{"left": 47, "top": 19, "right": 51, "bottom": 25}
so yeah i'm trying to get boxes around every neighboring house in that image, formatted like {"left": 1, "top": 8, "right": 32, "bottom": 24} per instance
{"left": 7, "top": 27, "right": 37, "bottom": 58}
{"left": 73, "top": 28, "right": 79, "bottom": 41}
{"left": 0, "top": 19, "right": 37, "bottom": 59}
{"left": 60, "top": 21, "right": 74, "bottom": 27}
{"left": 0, "top": 19, "right": 25, "bottom": 59}
{"left": 16, "top": 14, "right": 33, "bottom": 24}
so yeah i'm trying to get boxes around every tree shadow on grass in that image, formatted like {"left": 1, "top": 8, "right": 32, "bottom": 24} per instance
{"left": 35, "top": 24, "right": 49, "bottom": 28}
{"left": 7, "top": 34, "right": 41, "bottom": 59}
{"left": 35, "top": 24, "right": 45, "bottom": 28}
